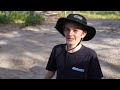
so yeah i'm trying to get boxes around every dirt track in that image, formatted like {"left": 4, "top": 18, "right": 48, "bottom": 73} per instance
{"left": 0, "top": 19, "right": 120, "bottom": 79}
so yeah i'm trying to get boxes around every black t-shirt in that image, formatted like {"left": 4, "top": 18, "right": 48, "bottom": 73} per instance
{"left": 46, "top": 44, "right": 103, "bottom": 79}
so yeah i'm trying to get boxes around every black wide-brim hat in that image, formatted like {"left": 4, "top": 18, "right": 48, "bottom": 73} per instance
{"left": 54, "top": 14, "right": 96, "bottom": 41}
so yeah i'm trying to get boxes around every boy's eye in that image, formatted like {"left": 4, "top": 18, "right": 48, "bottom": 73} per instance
{"left": 74, "top": 29, "right": 79, "bottom": 32}
{"left": 64, "top": 27, "right": 70, "bottom": 31}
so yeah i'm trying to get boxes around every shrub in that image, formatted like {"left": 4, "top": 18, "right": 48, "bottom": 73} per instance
{"left": 0, "top": 15, "right": 14, "bottom": 24}
{"left": 25, "top": 14, "right": 45, "bottom": 26}
{"left": 9, "top": 11, "right": 29, "bottom": 22}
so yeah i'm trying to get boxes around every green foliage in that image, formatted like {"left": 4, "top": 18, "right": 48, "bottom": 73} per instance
{"left": 58, "top": 11, "right": 73, "bottom": 17}
{"left": 0, "top": 11, "right": 5, "bottom": 16}
{"left": 0, "top": 11, "right": 30, "bottom": 24}
{"left": 0, "top": 11, "right": 45, "bottom": 25}
{"left": 0, "top": 15, "right": 14, "bottom": 24}
{"left": 58, "top": 11, "right": 120, "bottom": 19}
{"left": 9, "top": 11, "right": 29, "bottom": 21}
{"left": 79, "top": 11, "right": 120, "bottom": 19}
{"left": 25, "top": 14, "right": 45, "bottom": 26}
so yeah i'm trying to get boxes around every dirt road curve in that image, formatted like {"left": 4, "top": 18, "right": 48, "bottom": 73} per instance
{"left": 0, "top": 19, "right": 120, "bottom": 79}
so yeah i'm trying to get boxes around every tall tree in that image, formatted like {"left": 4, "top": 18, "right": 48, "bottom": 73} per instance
{"left": 4, "top": 11, "right": 11, "bottom": 16}
{"left": 29, "top": 11, "right": 35, "bottom": 16}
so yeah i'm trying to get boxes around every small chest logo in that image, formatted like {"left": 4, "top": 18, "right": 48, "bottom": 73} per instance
{"left": 72, "top": 67, "right": 85, "bottom": 72}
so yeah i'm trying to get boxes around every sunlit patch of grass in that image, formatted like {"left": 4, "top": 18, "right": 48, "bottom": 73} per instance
{"left": 14, "top": 20, "right": 25, "bottom": 23}
{"left": 79, "top": 12, "right": 120, "bottom": 19}
{"left": 58, "top": 11, "right": 120, "bottom": 19}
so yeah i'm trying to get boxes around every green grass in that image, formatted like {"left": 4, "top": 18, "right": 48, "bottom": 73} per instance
{"left": 58, "top": 11, "right": 120, "bottom": 19}
{"left": 79, "top": 12, "right": 120, "bottom": 19}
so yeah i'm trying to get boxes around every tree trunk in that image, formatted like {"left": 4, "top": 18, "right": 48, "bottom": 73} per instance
{"left": 4, "top": 11, "right": 11, "bottom": 16}
{"left": 29, "top": 11, "right": 35, "bottom": 16}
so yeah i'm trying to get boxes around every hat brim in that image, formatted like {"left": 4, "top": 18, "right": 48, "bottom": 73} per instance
{"left": 54, "top": 18, "right": 96, "bottom": 41}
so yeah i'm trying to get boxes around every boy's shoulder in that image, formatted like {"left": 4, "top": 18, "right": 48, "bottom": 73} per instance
{"left": 52, "top": 44, "right": 66, "bottom": 57}
{"left": 82, "top": 45, "right": 97, "bottom": 55}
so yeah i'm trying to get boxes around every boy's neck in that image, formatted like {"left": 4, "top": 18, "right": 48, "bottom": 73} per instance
{"left": 66, "top": 44, "right": 82, "bottom": 53}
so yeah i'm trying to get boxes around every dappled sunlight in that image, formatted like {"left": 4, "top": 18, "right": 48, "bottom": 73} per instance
{"left": 0, "top": 23, "right": 60, "bottom": 78}
{"left": 21, "top": 24, "right": 56, "bottom": 32}
{"left": 83, "top": 42, "right": 114, "bottom": 50}
{"left": 25, "top": 39, "right": 43, "bottom": 46}
{"left": 23, "top": 51, "right": 48, "bottom": 63}
{"left": 0, "top": 31, "right": 21, "bottom": 38}
{"left": 102, "top": 67, "right": 120, "bottom": 79}
{"left": 99, "top": 58, "right": 120, "bottom": 79}
{"left": 22, "top": 26, "right": 41, "bottom": 32}
{"left": 102, "top": 38, "right": 120, "bottom": 45}
{"left": 0, "top": 51, "right": 47, "bottom": 72}
{"left": 0, "top": 40, "right": 8, "bottom": 45}
{"left": 87, "top": 21, "right": 101, "bottom": 26}
{"left": 0, "top": 66, "right": 45, "bottom": 79}
{"left": 0, "top": 19, "right": 120, "bottom": 79}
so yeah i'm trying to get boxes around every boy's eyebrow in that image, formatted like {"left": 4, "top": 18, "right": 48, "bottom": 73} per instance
{"left": 64, "top": 26, "right": 70, "bottom": 29}
{"left": 64, "top": 26, "right": 69, "bottom": 28}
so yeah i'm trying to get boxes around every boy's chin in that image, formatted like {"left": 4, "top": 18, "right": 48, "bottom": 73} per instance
{"left": 66, "top": 42, "right": 74, "bottom": 45}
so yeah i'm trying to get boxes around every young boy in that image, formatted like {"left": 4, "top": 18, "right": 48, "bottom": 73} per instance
{"left": 44, "top": 14, "right": 103, "bottom": 79}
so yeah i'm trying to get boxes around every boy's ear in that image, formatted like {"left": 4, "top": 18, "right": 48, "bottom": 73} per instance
{"left": 82, "top": 31, "right": 87, "bottom": 38}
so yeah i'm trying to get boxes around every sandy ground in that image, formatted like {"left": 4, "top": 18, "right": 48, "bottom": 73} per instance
{"left": 0, "top": 19, "right": 120, "bottom": 79}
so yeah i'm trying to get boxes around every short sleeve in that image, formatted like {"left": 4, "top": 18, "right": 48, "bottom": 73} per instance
{"left": 46, "top": 46, "right": 57, "bottom": 71}
{"left": 88, "top": 51, "right": 103, "bottom": 79}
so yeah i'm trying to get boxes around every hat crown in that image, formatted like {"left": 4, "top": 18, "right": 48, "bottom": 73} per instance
{"left": 67, "top": 14, "right": 87, "bottom": 24}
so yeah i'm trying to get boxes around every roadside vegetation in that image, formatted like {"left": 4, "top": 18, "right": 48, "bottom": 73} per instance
{"left": 0, "top": 11, "right": 45, "bottom": 26}
{"left": 0, "top": 11, "right": 120, "bottom": 26}
{"left": 58, "top": 11, "right": 120, "bottom": 19}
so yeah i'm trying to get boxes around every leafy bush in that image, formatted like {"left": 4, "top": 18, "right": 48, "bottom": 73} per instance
{"left": 25, "top": 14, "right": 45, "bottom": 26}
{"left": 9, "top": 11, "right": 29, "bottom": 22}
{"left": 0, "top": 11, "right": 30, "bottom": 24}
{"left": 0, "top": 11, "right": 45, "bottom": 25}
{"left": 0, "top": 15, "right": 14, "bottom": 24}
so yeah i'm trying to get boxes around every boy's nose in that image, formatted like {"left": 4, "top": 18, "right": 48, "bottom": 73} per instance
{"left": 68, "top": 30, "right": 74, "bottom": 35}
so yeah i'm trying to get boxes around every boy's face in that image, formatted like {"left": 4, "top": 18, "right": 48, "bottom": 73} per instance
{"left": 64, "top": 22, "right": 87, "bottom": 45}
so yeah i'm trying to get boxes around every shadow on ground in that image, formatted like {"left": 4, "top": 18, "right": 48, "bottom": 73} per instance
{"left": 0, "top": 19, "right": 120, "bottom": 79}
{"left": 0, "top": 65, "right": 46, "bottom": 79}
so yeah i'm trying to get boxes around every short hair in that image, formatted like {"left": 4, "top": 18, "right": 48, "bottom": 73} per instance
{"left": 63, "top": 20, "right": 86, "bottom": 31}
